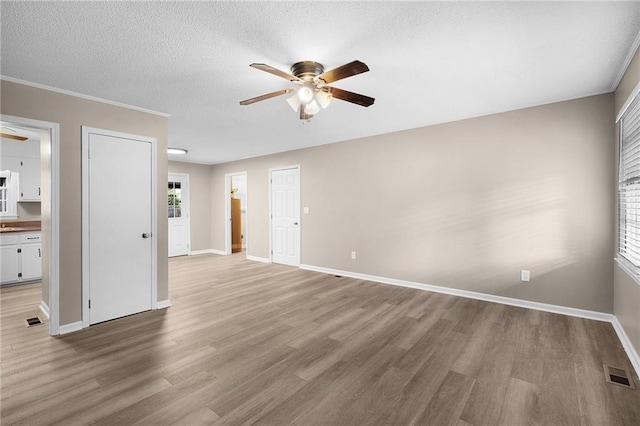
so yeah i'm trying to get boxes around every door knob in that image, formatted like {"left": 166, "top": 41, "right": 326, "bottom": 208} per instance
{"left": 142, "top": 233, "right": 150, "bottom": 238}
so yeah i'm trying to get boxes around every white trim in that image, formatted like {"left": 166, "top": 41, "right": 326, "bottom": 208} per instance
{"left": 246, "top": 255, "right": 271, "bottom": 264}
{"left": 299, "top": 263, "right": 613, "bottom": 322}
{"left": 224, "top": 171, "right": 247, "bottom": 256}
{"left": 189, "top": 248, "right": 226, "bottom": 256}
{"left": 168, "top": 172, "right": 191, "bottom": 257}
{"left": 39, "top": 301, "right": 50, "bottom": 320}
{"left": 616, "top": 81, "right": 640, "bottom": 123}
{"left": 1, "top": 76, "right": 171, "bottom": 118}
{"left": 1, "top": 114, "right": 60, "bottom": 336}
{"left": 58, "top": 321, "right": 83, "bottom": 335}
{"left": 81, "top": 126, "right": 158, "bottom": 328}
{"left": 611, "top": 29, "right": 640, "bottom": 92}
{"left": 611, "top": 316, "right": 640, "bottom": 380}
{"left": 268, "top": 165, "right": 301, "bottom": 266}
{"left": 157, "top": 300, "right": 172, "bottom": 309}
{"left": 615, "top": 257, "right": 640, "bottom": 287}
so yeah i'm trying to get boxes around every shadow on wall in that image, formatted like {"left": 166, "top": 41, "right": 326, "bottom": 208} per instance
{"left": 370, "top": 173, "right": 580, "bottom": 293}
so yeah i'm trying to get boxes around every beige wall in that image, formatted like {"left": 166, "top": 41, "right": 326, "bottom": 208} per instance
{"left": 211, "top": 94, "right": 615, "bottom": 313}
{"left": 0, "top": 80, "right": 169, "bottom": 326}
{"left": 614, "top": 46, "right": 640, "bottom": 355}
{"left": 17, "top": 202, "right": 41, "bottom": 220}
{"left": 168, "top": 161, "right": 212, "bottom": 252}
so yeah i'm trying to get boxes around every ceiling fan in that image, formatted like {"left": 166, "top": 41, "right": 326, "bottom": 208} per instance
{"left": 240, "top": 60, "right": 375, "bottom": 122}
{"left": 0, "top": 127, "right": 28, "bottom": 141}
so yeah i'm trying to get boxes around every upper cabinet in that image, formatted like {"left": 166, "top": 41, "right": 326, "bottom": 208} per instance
{"left": 0, "top": 138, "right": 40, "bottom": 202}
{"left": 18, "top": 158, "right": 40, "bottom": 201}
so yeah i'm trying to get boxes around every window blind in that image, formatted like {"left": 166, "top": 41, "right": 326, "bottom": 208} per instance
{"left": 619, "top": 92, "right": 640, "bottom": 271}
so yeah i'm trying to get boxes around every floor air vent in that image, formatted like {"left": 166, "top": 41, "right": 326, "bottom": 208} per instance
{"left": 603, "top": 365, "right": 636, "bottom": 389}
{"left": 25, "top": 317, "right": 44, "bottom": 328}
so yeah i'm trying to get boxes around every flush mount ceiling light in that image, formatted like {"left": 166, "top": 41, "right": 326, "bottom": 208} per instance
{"left": 167, "top": 148, "right": 188, "bottom": 155}
{"left": 240, "top": 60, "right": 375, "bottom": 123}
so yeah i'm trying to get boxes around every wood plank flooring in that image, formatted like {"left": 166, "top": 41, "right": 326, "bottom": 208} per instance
{"left": 1, "top": 253, "right": 639, "bottom": 425}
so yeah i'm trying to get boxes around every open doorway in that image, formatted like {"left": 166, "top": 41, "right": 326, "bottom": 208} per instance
{"left": 168, "top": 173, "right": 191, "bottom": 257}
{"left": 224, "top": 172, "right": 247, "bottom": 256}
{"left": 1, "top": 114, "right": 60, "bottom": 335}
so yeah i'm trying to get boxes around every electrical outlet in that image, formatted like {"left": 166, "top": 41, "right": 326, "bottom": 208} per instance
{"left": 520, "top": 270, "right": 530, "bottom": 282}
{"left": 351, "top": 251, "right": 357, "bottom": 260}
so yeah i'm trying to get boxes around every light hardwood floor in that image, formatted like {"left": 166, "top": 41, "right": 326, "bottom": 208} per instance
{"left": 1, "top": 253, "right": 639, "bottom": 425}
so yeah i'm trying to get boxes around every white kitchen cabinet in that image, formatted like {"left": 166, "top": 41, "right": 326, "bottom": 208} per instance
{"left": 20, "top": 233, "right": 42, "bottom": 280}
{"left": 0, "top": 232, "right": 42, "bottom": 285}
{"left": 0, "top": 156, "right": 21, "bottom": 174}
{"left": 18, "top": 158, "right": 41, "bottom": 201}
{"left": 0, "top": 235, "right": 20, "bottom": 284}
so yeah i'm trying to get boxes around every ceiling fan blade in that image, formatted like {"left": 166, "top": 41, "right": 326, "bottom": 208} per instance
{"left": 316, "top": 60, "right": 369, "bottom": 84}
{"left": 250, "top": 63, "right": 301, "bottom": 82}
{"left": 325, "top": 87, "right": 375, "bottom": 107}
{"left": 239, "top": 88, "right": 294, "bottom": 105}
{"left": 0, "top": 133, "right": 28, "bottom": 141}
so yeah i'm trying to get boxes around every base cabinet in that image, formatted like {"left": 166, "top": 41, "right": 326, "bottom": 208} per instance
{"left": 0, "top": 232, "right": 42, "bottom": 285}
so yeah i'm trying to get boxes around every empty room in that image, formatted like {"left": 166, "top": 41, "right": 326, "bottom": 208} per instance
{"left": 1, "top": 1, "right": 640, "bottom": 424}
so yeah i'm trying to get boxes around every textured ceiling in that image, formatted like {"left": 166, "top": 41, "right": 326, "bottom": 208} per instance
{"left": 1, "top": 1, "right": 639, "bottom": 164}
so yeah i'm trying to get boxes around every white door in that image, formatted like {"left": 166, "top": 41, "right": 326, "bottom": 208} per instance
{"left": 270, "top": 166, "right": 300, "bottom": 266}
{"left": 0, "top": 245, "right": 19, "bottom": 283}
{"left": 83, "top": 128, "right": 154, "bottom": 325}
{"left": 168, "top": 173, "right": 190, "bottom": 257}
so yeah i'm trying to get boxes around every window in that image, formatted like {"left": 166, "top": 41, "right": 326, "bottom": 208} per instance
{"left": 168, "top": 181, "right": 182, "bottom": 219}
{"left": 618, "top": 92, "right": 640, "bottom": 274}
{"left": 0, "top": 171, "right": 18, "bottom": 219}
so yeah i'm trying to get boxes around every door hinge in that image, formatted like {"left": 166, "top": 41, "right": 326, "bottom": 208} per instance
{"left": 17, "top": 248, "right": 21, "bottom": 253}
{"left": 271, "top": 249, "right": 273, "bottom": 254}
{"left": 20, "top": 161, "right": 23, "bottom": 166}
{"left": 89, "top": 299, "right": 91, "bottom": 309}
{"left": 18, "top": 272, "right": 22, "bottom": 278}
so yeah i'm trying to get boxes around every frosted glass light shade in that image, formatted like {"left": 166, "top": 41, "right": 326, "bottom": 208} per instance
{"left": 305, "top": 100, "right": 320, "bottom": 115}
{"left": 286, "top": 95, "right": 300, "bottom": 112}
{"left": 316, "top": 91, "right": 332, "bottom": 109}
{"left": 297, "top": 85, "right": 315, "bottom": 104}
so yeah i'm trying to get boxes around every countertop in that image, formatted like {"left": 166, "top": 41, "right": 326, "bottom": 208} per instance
{"left": 0, "top": 220, "right": 41, "bottom": 234}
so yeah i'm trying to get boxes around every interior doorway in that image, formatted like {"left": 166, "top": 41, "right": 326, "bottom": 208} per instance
{"left": 1, "top": 114, "right": 60, "bottom": 335}
{"left": 168, "top": 173, "right": 191, "bottom": 257}
{"left": 224, "top": 172, "right": 247, "bottom": 255}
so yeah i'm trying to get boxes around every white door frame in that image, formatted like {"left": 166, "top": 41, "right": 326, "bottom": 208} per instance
{"left": 1, "top": 114, "right": 60, "bottom": 336}
{"left": 269, "top": 165, "right": 300, "bottom": 265}
{"left": 224, "top": 171, "right": 247, "bottom": 255}
{"left": 81, "top": 126, "right": 158, "bottom": 328}
{"left": 168, "top": 172, "right": 191, "bottom": 256}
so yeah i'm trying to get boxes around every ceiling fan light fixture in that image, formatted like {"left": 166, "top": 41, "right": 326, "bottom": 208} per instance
{"left": 316, "top": 90, "right": 332, "bottom": 109}
{"left": 305, "top": 100, "right": 320, "bottom": 115}
{"left": 296, "top": 85, "right": 315, "bottom": 105}
{"left": 286, "top": 95, "right": 300, "bottom": 112}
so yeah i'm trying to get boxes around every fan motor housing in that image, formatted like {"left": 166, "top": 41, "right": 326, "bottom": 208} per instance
{"left": 291, "top": 61, "right": 324, "bottom": 80}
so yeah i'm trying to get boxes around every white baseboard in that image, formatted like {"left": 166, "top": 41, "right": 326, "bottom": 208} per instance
{"left": 300, "top": 264, "right": 613, "bottom": 323}
{"left": 611, "top": 316, "right": 640, "bottom": 379}
{"left": 299, "top": 264, "right": 640, "bottom": 377}
{"left": 58, "top": 321, "right": 83, "bottom": 335}
{"left": 157, "top": 299, "right": 172, "bottom": 309}
{"left": 189, "top": 248, "right": 226, "bottom": 256}
{"left": 246, "top": 255, "right": 270, "bottom": 263}
{"left": 39, "top": 300, "right": 50, "bottom": 319}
